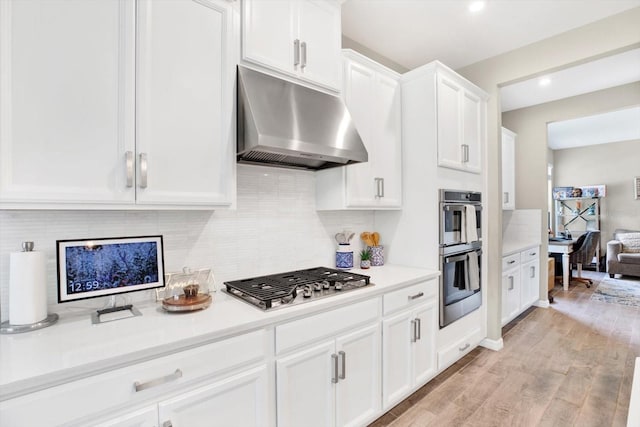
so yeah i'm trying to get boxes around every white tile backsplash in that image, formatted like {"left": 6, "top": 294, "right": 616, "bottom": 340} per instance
{"left": 0, "top": 164, "right": 374, "bottom": 321}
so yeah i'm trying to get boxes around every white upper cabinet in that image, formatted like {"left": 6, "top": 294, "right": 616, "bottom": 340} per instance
{"left": 0, "top": 0, "right": 136, "bottom": 205}
{"left": 316, "top": 50, "right": 402, "bottom": 210}
{"left": 501, "top": 127, "right": 516, "bottom": 210}
{"left": 0, "top": 0, "right": 236, "bottom": 209}
{"left": 136, "top": 0, "right": 235, "bottom": 207}
{"left": 435, "top": 67, "right": 487, "bottom": 174}
{"left": 241, "top": 0, "right": 341, "bottom": 91}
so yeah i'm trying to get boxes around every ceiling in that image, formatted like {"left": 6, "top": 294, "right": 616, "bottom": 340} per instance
{"left": 341, "top": 0, "right": 640, "bottom": 71}
{"left": 342, "top": 1, "right": 640, "bottom": 149}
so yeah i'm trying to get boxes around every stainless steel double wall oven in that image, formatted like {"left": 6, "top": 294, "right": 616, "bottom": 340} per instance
{"left": 439, "top": 189, "right": 482, "bottom": 328}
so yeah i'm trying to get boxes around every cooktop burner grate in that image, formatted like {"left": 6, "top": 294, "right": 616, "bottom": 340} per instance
{"left": 224, "top": 267, "right": 371, "bottom": 310}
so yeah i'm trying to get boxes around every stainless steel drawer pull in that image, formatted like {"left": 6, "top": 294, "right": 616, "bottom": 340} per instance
{"left": 139, "top": 152, "right": 148, "bottom": 189}
{"left": 331, "top": 353, "right": 339, "bottom": 383}
{"left": 125, "top": 151, "right": 134, "bottom": 187}
{"left": 293, "top": 39, "right": 300, "bottom": 67}
{"left": 529, "top": 252, "right": 537, "bottom": 256}
{"left": 408, "top": 292, "right": 424, "bottom": 300}
{"left": 459, "top": 343, "right": 470, "bottom": 352}
{"left": 338, "top": 351, "right": 346, "bottom": 380}
{"left": 507, "top": 260, "right": 516, "bottom": 264}
{"left": 134, "top": 368, "right": 182, "bottom": 392}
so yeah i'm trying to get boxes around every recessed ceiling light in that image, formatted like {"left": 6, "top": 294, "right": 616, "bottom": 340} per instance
{"left": 539, "top": 77, "right": 551, "bottom": 86}
{"left": 469, "top": 1, "right": 485, "bottom": 13}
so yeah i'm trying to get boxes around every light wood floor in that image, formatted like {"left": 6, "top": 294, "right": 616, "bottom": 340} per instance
{"left": 370, "top": 271, "right": 640, "bottom": 427}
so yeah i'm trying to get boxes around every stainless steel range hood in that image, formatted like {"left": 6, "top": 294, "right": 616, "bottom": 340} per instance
{"left": 237, "top": 66, "right": 368, "bottom": 170}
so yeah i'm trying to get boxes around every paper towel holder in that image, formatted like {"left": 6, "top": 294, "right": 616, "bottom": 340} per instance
{"left": 1, "top": 241, "right": 59, "bottom": 334}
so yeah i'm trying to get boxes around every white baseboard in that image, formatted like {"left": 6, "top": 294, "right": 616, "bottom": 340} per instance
{"left": 480, "top": 337, "right": 503, "bottom": 351}
{"left": 534, "top": 299, "right": 550, "bottom": 308}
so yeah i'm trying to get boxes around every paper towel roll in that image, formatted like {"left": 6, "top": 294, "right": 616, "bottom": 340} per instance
{"left": 9, "top": 250, "right": 48, "bottom": 325}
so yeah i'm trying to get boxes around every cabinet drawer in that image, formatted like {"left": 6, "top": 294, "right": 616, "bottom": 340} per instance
{"left": 276, "top": 298, "right": 380, "bottom": 355}
{"left": 520, "top": 247, "right": 539, "bottom": 263}
{"left": 437, "top": 327, "right": 482, "bottom": 371}
{"left": 383, "top": 280, "right": 436, "bottom": 315}
{"left": 0, "top": 329, "right": 268, "bottom": 426}
{"left": 502, "top": 253, "right": 520, "bottom": 270}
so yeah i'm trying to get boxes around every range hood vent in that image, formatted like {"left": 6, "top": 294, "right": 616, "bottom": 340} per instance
{"left": 237, "top": 66, "right": 368, "bottom": 170}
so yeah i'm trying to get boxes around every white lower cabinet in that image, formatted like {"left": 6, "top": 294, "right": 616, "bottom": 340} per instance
{"left": 276, "top": 323, "right": 381, "bottom": 427}
{"left": 502, "top": 246, "right": 540, "bottom": 326}
{"left": 381, "top": 280, "right": 437, "bottom": 410}
{"left": 0, "top": 330, "right": 271, "bottom": 427}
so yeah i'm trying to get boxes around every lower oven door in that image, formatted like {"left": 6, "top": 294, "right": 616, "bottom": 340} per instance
{"left": 440, "top": 247, "right": 482, "bottom": 328}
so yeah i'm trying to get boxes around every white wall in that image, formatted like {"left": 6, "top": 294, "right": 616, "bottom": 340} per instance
{"left": 554, "top": 139, "right": 640, "bottom": 241}
{"left": 457, "top": 6, "right": 640, "bottom": 341}
{"left": 0, "top": 164, "right": 374, "bottom": 321}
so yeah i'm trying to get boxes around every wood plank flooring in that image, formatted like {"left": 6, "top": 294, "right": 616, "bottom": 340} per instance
{"left": 370, "top": 271, "right": 640, "bottom": 427}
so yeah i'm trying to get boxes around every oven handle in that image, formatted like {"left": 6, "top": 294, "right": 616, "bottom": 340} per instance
{"left": 443, "top": 204, "right": 482, "bottom": 211}
{"left": 444, "top": 250, "right": 482, "bottom": 264}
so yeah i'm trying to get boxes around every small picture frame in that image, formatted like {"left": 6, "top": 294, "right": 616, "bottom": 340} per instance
{"left": 57, "top": 235, "right": 165, "bottom": 303}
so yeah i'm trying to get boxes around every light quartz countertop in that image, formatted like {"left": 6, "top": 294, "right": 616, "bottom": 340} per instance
{"left": 502, "top": 241, "right": 540, "bottom": 256}
{"left": 0, "top": 264, "right": 439, "bottom": 401}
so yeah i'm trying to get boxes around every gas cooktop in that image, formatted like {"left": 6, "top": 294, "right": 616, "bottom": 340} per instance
{"left": 224, "top": 267, "right": 372, "bottom": 311}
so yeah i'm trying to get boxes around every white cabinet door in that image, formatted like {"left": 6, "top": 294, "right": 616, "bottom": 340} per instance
{"left": 344, "top": 59, "right": 376, "bottom": 207}
{"left": 241, "top": 0, "right": 340, "bottom": 91}
{"left": 381, "top": 309, "right": 413, "bottom": 409}
{"left": 412, "top": 302, "right": 437, "bottom": 385}
{"left": 93, "top": 405, "right": 158, "bottom": 427}
{"left": 372, "top": 73, "right": 402, "bottom": 207}
{"left": 276, "top": 341, "right": 335, "bottom": 427}
{"left": 241, "top": 0, "right": 294, "bottom": 76}
{"left": 136, "top": 0, "right": 234, "bottom": 206}
{"left": 436, "top": 74, "right": 463, "bottom": 171}
{"left": 0, "top": 0, "right": 135, "bottom": 204}
{"left": 382, "top": 301, "right": 437, "bottom": 410}
{"left": 521, "top": 259, "right": 540, "bottom": 308}
{"left": 158, "top": 365, "right": 269, "bottom": 427}
{"left": 436, "top": 71, "right": 484, "bottom": 174}
{"left": 501, "top": 127, "right": 516, "bottom": 210}
{"left": 335, "top": 324, "right": 381, "bottom": 427}
{"left": 502, "top": 268, "right": 521, "bottom": 325}
{"left": 296, "top": 0, "right": 341, "bottom": 90}
{"left": 317, "top": 51, "right": 401, "bottom": 210}
{"left": 462, "top": 90, "right": 483, "bottom": 173}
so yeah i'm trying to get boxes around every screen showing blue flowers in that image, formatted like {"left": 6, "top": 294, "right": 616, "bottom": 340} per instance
{"left": 65, "top": 242, "right": 159, "bottom": 295}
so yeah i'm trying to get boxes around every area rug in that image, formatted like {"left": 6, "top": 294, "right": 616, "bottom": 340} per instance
{"left": 590, "top": 277, "right": 640, "bottom": 307}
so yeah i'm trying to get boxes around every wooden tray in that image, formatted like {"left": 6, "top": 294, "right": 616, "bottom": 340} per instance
{"left": 162, "top": 294, "right": 212, "bottom": 312}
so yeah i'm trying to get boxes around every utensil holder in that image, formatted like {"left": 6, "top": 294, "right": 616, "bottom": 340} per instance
{"left": 336, "top": 244, "right": 353, "bottom": 269}
{"left": 369, "top": 245, "right": 384, "bottom": 266}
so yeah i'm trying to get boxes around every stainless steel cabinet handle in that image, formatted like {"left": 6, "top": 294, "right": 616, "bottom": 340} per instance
{"left": 331, "top": 353, "right": 338, "bottom": 383}
{"left": 464, "top": 144, "right": 470, "bottom": 162}
{"left": 134, "top": 368, "right": 182, "bottom": 392}
{"left": 508, "top": 276, "right": 514, "bottom": 291}
{"left": 300, "top": 41, "right": 307, "bottom": 69}
{"left": 293, "top": 39, "right": 300, "bottom": 67}
{"left": 416, "top": 318, "right": 421, "bottom": 341}
{"left": 125, "top": 151, "right": 134, "bottom": 187}
{"left": 459, "top": 343, "right": 470, "bottom": 352}
{"left": 139, "top": 153, "right": 148, "bottom": 189}
{"left": 338, "top": 351, "right": 346, "bottom": 380}
{"left": 380, "top": 177, "right": 385, "bottom": 197}
{"left": 507, "top": 260, "right": 516, "bottom": 264}
{"left": 503, "top": 192, "right": 509, "bottom": 204}
{"left": 411, "top": 319, "right": 417, "bottom": 343}
{"left": 162, "top": 422, "right": 173, "bottom": 427}
{"left": 530, "top": 266, "right": 535, "bottom": 278}
{"left": 408, "top": 292, "right": 424, "bottom": 300}
{"left": 529, "top": 252, "right": 537, "bottom": 256}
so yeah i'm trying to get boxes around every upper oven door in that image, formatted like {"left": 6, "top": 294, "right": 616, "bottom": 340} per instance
{"left": 440, "top": 203, "right": 481, "bottom": 247}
